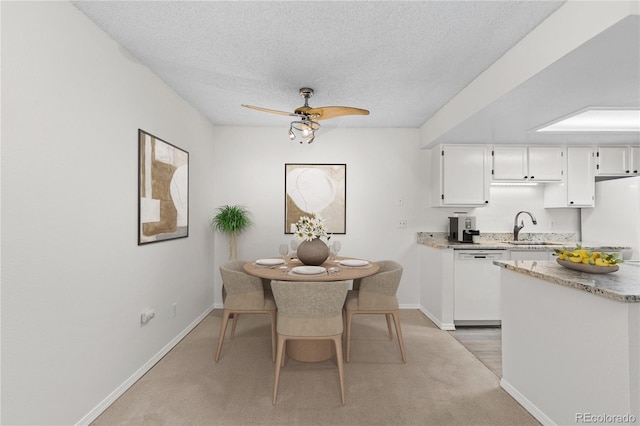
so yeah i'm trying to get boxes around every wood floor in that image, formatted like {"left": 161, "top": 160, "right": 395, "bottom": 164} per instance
{"left": 449, "top": 326, "right": 502, "bottom": 377}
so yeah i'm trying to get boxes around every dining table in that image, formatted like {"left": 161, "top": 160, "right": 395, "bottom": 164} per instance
{"left": 244, "top": 255, "right": 379, "bottom": 362}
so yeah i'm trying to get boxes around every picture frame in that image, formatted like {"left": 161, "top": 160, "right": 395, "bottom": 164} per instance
{"left": 285, "top": 163, "right": 346, "bottom": 234}
{"left": 138, "top": 129, "right": 189, "bottom": 245}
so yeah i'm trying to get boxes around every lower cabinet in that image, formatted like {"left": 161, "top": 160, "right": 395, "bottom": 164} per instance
{"left": 420, "top": 246, "right": 556, "bottom": 330}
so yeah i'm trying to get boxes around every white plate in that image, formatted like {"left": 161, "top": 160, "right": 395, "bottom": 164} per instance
{"left": 256, "top": 258, "right": 284, "bottom": 266}
{"left": 338, "top": 259, "right": 370, "bottom": 267}
{"left": 291, "top": 266, "right": 326, "bottom": 275}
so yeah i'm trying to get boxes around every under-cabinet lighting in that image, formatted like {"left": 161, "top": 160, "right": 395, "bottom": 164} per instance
{"left": 535, "top": 108, "right": 640, "bottom": 132}
{"left": 490, "top": 182, "right": 539, "bottom": 186}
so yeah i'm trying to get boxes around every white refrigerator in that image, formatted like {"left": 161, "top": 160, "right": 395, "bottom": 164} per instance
{"left": 580, "top": 176, "right": 640, "bottom": 261}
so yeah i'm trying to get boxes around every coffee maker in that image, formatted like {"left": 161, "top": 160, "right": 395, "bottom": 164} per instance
{"left": 448, "top": 215, "right": 480, "bottom": 243}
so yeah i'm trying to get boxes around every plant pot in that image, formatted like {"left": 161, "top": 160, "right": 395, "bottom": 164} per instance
{"left": 296, "top": 238, "right": 330, "bottom": 266}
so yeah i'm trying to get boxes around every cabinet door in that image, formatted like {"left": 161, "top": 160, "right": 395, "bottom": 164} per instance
{"left": 567, "top": 147, "right": 595, "bottom": 207}
{"left": 528, "top": 146, "right": 564, "bottom": 181}
{"left": 544, "top": 146, "right": 594, "bottom": 208}
{"left": 597, "top": 146, "right": 630, "bottom": 175}
{"left": 442, "top": 145, "right": 490, "bottom": 206}
{"left": 631, "top": 147, "right": 640, "bottom": 175}
{"left": 492, "top": 146, "right": 527, "bottom": 180}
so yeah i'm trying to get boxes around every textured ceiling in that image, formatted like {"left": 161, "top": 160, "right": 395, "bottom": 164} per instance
{"left": 71, "top": 1, "right": 566, "bottom": 129}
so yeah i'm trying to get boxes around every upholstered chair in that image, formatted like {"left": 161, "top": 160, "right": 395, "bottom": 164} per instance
{"left": 344, "top": 260, "right": 406, "bottom": 363}
{"left": 270, "top": 280, "right": 349, "bottom": 405}
{"left": 215, "top": 260, "right": 277, "bottom": 362}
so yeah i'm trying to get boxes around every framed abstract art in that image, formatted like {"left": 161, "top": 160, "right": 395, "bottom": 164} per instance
{"left": 284, "top": 163, "right": 346, "bottom": 234}
{"left": 138, "top": 129, "right": 189, "bottom": 245}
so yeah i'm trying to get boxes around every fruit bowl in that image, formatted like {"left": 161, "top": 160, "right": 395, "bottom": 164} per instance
{"left": 556, "top": 258, "right": 619, "bottom": 274}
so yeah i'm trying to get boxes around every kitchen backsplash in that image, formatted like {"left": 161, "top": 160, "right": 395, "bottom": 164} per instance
{"left": 417, "top": 232, "right": 577, "bottom": 245}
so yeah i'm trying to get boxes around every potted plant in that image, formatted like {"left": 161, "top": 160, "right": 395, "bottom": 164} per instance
{"left": 292, "top": 213, "right": 331, "bottom": 265}
{"left": 210, "top": 205, "right": 253, "bottom": 260}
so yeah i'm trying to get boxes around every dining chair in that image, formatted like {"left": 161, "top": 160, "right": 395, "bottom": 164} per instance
{"left": 344, "top": 260, "right": 406, "bottom": 363}
{"left": 215, "top": 260, "right": 277, "bottom": 362}
{"left": 270, "top": 280, "right": 349, "bottom": 405}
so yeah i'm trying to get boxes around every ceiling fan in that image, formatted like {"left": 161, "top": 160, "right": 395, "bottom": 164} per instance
{"left": 242, "top": 88, "right": 369, "bottom": 143}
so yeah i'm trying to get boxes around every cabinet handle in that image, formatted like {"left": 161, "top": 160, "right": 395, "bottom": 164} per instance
{"left": 626, "top": 170, "right": 630, "bottom": 173}
{"left": 570, "top": 201, "right": 574, "bottom": 204}
{"left": 485, "top": 200, "right": 489, "bottom": 204}
{"left": 524, "top": 176, "right": 528, "bottom": 179}
{"left": 530, "top": 176, "right": 535, "bottom": 179}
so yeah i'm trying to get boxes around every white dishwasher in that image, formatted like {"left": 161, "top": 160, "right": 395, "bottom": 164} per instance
{"left": 454, "top": 250, "right": 507, "bottom": 326}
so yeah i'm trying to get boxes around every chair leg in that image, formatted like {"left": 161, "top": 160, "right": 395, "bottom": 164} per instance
{"left": 280, "top": 340, "right": 286, "bottom": 367}
{"left": 345, "top": 310, "right": 353, "bottom": 362}
{"left": 385, "top": 313, "right": 393, "bottom": 340}
{"left": 269, "top": 311, "right": 277, "bottom": 363}
{"left": 230, "top": 313, "right": 239, "bottom": 339}
{"left": 333, "top": 335, "right": 346, "bottom": 405}
{"left": 273, "top": 335, "right": 287, "bottom": 405}
{"left": 215, "top": 310, "right": 232, "bottom": 362}
{"left": 391, "top": 311, "right": 407, "bottom": 363}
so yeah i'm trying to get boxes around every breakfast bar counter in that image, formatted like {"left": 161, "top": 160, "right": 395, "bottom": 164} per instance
{"left": 494, "top": 259, "right": 640, "bottom": 302}
{"left": 494, "top": 260, "right": 640, "bottom": 425}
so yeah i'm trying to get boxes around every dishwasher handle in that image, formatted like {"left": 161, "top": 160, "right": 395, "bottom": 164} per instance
{"left": 457, "top": 251, "right": 506, "bottom": 260}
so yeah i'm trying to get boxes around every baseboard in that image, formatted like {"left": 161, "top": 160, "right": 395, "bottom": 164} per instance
{"left": 418, "top": 305, "right": 455, "bottom": 330}
{"left": 398, "top": 303, "right": 420, "bottom": 309}
{"left": 500, "top": 378, "right": 555, "bottom": 426}
{"left": 76, "top": 305, "right": 215, "bottom": 426}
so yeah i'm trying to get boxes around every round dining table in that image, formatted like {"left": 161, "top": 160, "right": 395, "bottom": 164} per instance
{"left": 244, "top": 256, "right": 379, "bottom": 362}
{"left": 244, "top": 255, "right": 379, "bottom": 282}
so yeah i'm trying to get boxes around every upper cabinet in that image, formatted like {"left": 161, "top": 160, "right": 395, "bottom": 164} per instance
{"left": 596, "top": 146, "right": 640, "bottom": 176}
{"left": 431, "top": 145, "right": 490, "bottom": 207}
{"left": 492, "top": 146, "right": 564, "bottom": 182}
{"left": 544, "top": 147, "right": 595, "bottom": 208}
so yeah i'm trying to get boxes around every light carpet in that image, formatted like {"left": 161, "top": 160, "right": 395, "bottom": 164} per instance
{"left": 92, "top": 310, "right": 538, "bottom": 425}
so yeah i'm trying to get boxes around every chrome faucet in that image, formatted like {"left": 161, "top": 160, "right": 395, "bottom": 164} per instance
{"left": 513, "top": 211, "right": 537, "bottom": 241}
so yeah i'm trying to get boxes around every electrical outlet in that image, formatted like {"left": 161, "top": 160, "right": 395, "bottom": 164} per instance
{"left": 140, "top": 309, "right": 155, "bottom": 325}
{"left": 172, "top": 303, "right": 177, "bottom": 318}
{"left": 398, "top": 220, "right": 407, "bottom": 228}
{"left": 550, "top": 220, "right": 556, "bottom": 229}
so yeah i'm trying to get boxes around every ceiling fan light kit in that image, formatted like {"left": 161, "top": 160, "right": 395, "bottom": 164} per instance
{"left": 242, "top": 87, "right": 369, "bottom": 144}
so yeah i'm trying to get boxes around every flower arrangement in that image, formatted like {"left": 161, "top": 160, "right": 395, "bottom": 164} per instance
{"left": 293, "top": 213, "right": 329, "bottom": 242}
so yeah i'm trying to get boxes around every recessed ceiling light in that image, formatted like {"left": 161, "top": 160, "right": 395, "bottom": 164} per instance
{"left": 535, "top": 108, "right": 640, "bottom": 132}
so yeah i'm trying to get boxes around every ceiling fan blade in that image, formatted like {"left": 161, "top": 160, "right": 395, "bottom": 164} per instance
{"left": 307, "top": 106, "right": 370, "bottom": 121}
{"left": 242, "top": 104, "right": 299, "bottom": 117}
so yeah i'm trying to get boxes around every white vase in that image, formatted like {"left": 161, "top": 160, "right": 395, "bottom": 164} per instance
{"left": 296, "top": 239, "right": 330, "bottom": 266}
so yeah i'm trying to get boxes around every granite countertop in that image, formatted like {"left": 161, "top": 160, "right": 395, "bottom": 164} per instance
{"left": 417, "top": 232, "right": 629, "bottom": 251}
{"left": 494, "top": 259, "right": 640, "bottom": 303}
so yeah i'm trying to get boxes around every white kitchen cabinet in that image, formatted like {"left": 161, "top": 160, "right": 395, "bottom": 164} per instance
{"left": 596, "top": 146, "right": 638, "bottom": 176}
{"left": 492, "top": 145, "right": 564, "bottom": 182}
{"left": 544, "top": 146, "right": 595, "bottom": 208}
{"left": 431, "top": 145, "right": 490, "bottom": 207}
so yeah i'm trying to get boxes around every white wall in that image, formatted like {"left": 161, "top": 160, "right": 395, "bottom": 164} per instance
{"left": 208, "top": 129, "right": 581, "bottom": 310}
{"left": 1, "top": 3, "right": 216, "bottom": 425}
{"left": 210, "top": 127, "right": 426, "bottom": 308}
